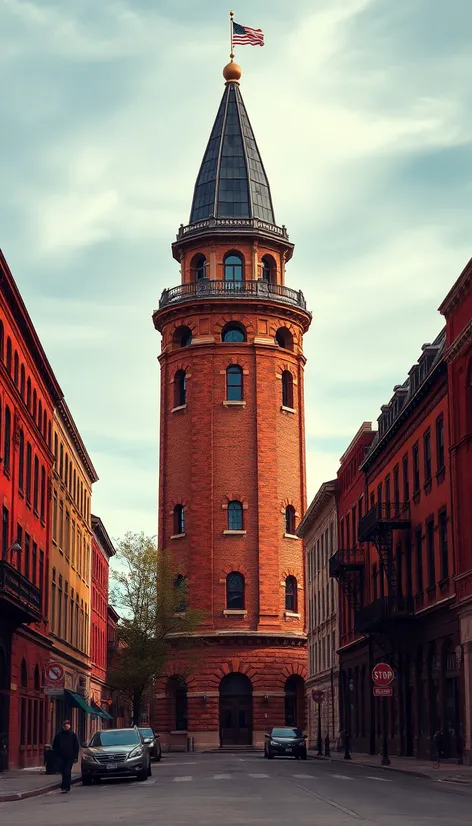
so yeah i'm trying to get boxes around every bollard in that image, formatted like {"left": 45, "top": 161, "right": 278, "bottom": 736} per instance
{"left": 324, "top": 734, "right": 330, "bottom": 757}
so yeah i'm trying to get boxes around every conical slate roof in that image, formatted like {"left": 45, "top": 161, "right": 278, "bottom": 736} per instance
{"left": 189, "top": 81, "right": 276, "bottom": 225}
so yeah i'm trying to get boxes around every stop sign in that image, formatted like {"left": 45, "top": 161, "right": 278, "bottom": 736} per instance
{"left": 312, "top": 689, "right": 324, "bottom": 703}
{"left": 372, "top": 662, "right": 394, "bottom": 687}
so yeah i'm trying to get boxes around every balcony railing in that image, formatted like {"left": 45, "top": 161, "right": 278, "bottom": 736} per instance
{"left": 358, "top": 501, "right": 411, "bottom": 543}
{"left": 176, "top": 217, "right": 290, "bottom": 241}
{"left": 0, "top": 561, "right": 42, "bottom": 624}
{"left": 329, "top": 548, "right": 365, "bottom": 579}
{"left": 158, "top": 279, "right": 307, "bottom": 311}
{"left": 354, "top": 595, "right": 414, "bottom": 634}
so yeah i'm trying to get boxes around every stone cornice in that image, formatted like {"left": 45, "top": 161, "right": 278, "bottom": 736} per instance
{"left": 438, "top": 257, "right": 472, "bottom": 317}
{"left": 444, "top": 318, "right": 472, "bottom": 364}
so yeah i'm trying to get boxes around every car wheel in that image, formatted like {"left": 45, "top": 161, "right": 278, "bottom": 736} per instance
{"left": 81, "top": 775, "right": 93, "bottom": 786}
{"left": 137, "top": 769, "right": 148, "bottom": 781}
{"left": 267, "top": 751, "right": 274, "bottom": 760}
{"left": 148, "top": 761, "right": 152, "bottom": 777}
{"left": 301, "top": 750, "right": 307, "bottom": 760}
{"left": 295, "top": 754, "right": 300, "bottom": 760}
{"left": 155, "top": 748, "right": 161, "bottom": 763}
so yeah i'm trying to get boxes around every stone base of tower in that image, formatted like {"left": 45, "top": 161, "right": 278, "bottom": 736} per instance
{"left": 151, "top": 637, "right": 307, "bottom": 753}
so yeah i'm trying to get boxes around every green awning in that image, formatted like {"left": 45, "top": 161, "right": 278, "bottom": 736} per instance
{"left": 91, "top": 700, "right": 114, "bottom": 721}
{"left": 64, "top": 689, "right": 99, "bottom": 716}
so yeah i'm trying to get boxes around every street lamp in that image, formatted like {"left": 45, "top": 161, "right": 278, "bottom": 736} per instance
{"left": 9, "top": 542, "right": 22, "bottom": 563}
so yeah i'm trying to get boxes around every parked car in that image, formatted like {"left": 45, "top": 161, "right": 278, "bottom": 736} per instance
{"left": 264, "top": 727, "right": 307, "bottom": 759}
{"left": 81, "top": 727, "right": 151, "bottom": 784}
{"left": 139, "top": 727, "right": 162, "bottom": 761}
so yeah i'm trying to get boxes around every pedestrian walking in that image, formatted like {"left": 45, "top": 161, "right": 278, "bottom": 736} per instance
{"left": 433, "top": 729, "right": 444, "bottom": 768}
{"left": 53, "top": 720, "right": 79, "bottom": 793}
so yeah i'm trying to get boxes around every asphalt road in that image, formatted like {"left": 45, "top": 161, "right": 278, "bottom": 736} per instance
{"left": 2, "top": 753, "right": 472, "bottom": 826}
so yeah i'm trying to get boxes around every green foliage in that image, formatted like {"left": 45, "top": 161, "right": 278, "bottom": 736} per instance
{"left": 109, "top": 532, "right": 203, "bottom": 722}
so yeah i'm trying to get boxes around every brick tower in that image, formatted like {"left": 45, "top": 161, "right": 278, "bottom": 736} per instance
{"left": 152, "top": 60, "right": 312, "bottom": 751}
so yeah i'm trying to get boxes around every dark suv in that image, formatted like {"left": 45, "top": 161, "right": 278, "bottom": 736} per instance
{"left": 81, "top": 727, "right": 151, "bottom": 784}
{"left": 264, "top": 727, "right": 307, "bottom": 759}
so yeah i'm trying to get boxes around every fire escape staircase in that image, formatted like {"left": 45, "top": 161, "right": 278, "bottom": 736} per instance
{"left": 329, "top": 548, "right": 364, "bottom": 612}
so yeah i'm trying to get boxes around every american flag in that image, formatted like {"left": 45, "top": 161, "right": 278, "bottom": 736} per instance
{"left": 232, "top": 21, "right": 264, "bottom": 47}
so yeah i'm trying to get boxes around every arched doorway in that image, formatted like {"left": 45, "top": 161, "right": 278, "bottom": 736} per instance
{"left": 284, "top": 676, "right": 305, "bottom": 728}
{"left": 0, "top": 642, "right": 9, "bottom": 772}
{"left": 219, "top": 673, "right": 252, "bottom": 746}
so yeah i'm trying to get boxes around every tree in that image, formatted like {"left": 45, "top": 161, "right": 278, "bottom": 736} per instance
{"left": 109, "top": 532, "right": 203, "bottom": 725}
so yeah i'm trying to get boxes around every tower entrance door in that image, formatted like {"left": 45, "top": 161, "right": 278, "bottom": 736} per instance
{"left": 219, "top": 673, "right": 253, "bottom": 746}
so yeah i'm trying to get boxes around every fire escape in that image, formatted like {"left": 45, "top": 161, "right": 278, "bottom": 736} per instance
{"left": 329, "top": 548, "right": 364, "bottom": 613}
{"left": 354, "top": 501, "right": 413, "bottom": 637}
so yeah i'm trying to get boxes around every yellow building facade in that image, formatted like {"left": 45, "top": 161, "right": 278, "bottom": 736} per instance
{"left": 48, "top": 400, "right": 98, "bottom": 744}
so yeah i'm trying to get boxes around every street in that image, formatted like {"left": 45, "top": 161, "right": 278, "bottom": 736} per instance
{"left": 1, "top": 754, "right": 471, "bottom": 826}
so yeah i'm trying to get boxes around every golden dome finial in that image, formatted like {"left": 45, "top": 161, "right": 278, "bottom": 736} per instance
{"left": 223, "top": 59, "right": 242, "bottom": 83}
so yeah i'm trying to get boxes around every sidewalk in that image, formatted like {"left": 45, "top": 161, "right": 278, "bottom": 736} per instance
{"left": 308, "top": 748, "right": 472, "bottom": 784}
{"left": 0, "top": 767, "right": 81, "bottom": 803}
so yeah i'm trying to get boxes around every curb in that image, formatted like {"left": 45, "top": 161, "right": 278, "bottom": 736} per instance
{"left": 0, "top": 775, "right": 81, "bottom": 803}
{"left": 308, "top": 753, "right": 431, "bottom": 779}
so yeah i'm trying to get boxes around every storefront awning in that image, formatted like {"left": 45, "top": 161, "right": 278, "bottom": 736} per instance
{"left": 91, "top": 700, "right": 114, "bottom": 721}
{"left": 64, "top": 689, "right": 99, "bottom": 715}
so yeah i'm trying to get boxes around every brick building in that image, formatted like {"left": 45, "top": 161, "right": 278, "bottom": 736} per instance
{"left": 331, "top": 329, "right": 461, "bottom": 760}
{"left": 0, "top": 250, "right": 60, "bottom": 769}
{"left": 89, "top": 515, "right": 115, "bottom": 730}
{"left": 439, "top": 258, "right": 472, "bottom": 763}
{"left": 297, "top": 481, "right": 339, "bottom": 750}
{"left": 152, "top": 61, "right": 311, "bottom": 750}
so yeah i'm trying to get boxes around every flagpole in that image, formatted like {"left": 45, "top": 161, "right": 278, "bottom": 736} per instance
{"left": 229, "top": 10, "right": 234, "bottom": 60}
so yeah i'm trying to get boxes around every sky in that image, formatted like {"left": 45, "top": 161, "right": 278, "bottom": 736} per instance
{"left": 1, "top": 0, "right": 471, "bottom": 543}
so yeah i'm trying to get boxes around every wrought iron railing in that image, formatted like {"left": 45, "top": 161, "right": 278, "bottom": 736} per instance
{"left": 176, "top": 217, "right": 289, "bottom": 241}
{"left": 358, "top": 501, "right": 411, "bottom": 543}
{"left": 354, "top": 595, "right": 414, "bottom": 633}
{"left": 329, "top": 548, "right": 365, "bottom": 578}
{"left": 158, "top": 279, "right": 307, "bottom": 310}
{"left": 0, "top": 561, "right": 41, "bottom": 616}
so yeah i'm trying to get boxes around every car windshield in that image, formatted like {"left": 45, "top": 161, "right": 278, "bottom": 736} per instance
{"left": 271, "top": 727, "right": 303, "bottom": 738}
{"left": 89, "top": 730, "right": 140, "bottom": 747}
{"left": 139, "top": 728, "right": 153, "bottom": 738}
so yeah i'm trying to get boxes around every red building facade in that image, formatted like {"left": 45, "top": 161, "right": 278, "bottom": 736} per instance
{"left": 440, "top": 258, "right": 472, "bottom": 763}
{"left": 152, "top": 61, "right": 311, "bottom": 750}
{"left": 0, "top": 250, "right": 61, "bottom": 769}
{"left": 90, "top": 515, "right": 115, "bottom": 728}
{"left": 332, "top": 328, "right": 462, "bottom": 761}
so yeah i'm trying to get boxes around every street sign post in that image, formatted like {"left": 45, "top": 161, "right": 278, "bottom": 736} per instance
{"left": 44, "top": 662, "right": 65, "bottom": 690}
{"left": 372, "top": 662, "right": 394, "bottom": 766}
{"left": 312, "top": 690, "right": 325, "bottom": 754}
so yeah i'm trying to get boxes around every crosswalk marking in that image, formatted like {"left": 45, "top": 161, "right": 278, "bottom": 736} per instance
{"left": 213, "top": 774, "right": 231, "bottom": 780}
{"left": 293, "top": 774, "right": 316, "bottom": 779}
{"left": 331, "top": 774, "right": 353, "bottom": 780}
{"left": 366, "top": 776, "right": 392, "bottom": 782}
{"left": 174, "top": 776, "right": 192, "bottom": 782}
{"left": 249, "top": 773, "right": 269, "bottom": 778}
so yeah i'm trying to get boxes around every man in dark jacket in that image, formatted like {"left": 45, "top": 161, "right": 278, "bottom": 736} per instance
{"left": 53, "top": 720, "right": 80, "bottom": 792}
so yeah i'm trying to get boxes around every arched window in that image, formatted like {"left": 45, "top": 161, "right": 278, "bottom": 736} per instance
{"left": 20, "top": 364, "right": 25, "bottom": 398}
{"left": 167, "top": 677, "right": 188, "bottom": 731}
{"left": 173, "top": 504, "right": 185, "bottom": 535}
{"left": 43, "top": 411, "right": 47, "bottom": 438}
{"left": 38, "top": 400, "right": 42, "bottom": 431}
{"left": 173, "top": 325, "right": 192, "bottom": 348}
{"left": 0, "top": 321, "right": 3, "bottom": 361}
{"left": 20, "top": 659, "right": 28, "bottom": 688}
{"left": 174, "top": 574, "right": 187, "bottom": 612}
{"left": 174, "top": 370, "right": 186, "bottom": 407}
{"left": 4, "top": 406, "right": 11, "bottom": 474}
{"left": 26, "top": 378, "right": 31, "bottom": 410}
{"left": 13, "top": 351, "right": 19, "bottom": 385}
{"left": 191, "top": 253, "right": 207, "bottom": 281}
{"left": 34, "top": 664, "right": 40, "bottom": 691}
{"left": 226, "top": 365, "right": 243, "bottom": 401}
{"left": 32, "top": 389, "right": 37, "bottom": 420}
{"left": 275, "top": 328, "right": 294, "bottom": 351}
{"left": 282, "top": 370, "right": 294, "bottom": 408}
{"left": 285, "top": 576, "right": 297, "bottom": 612}
{"left": 222, "top": 323, "right": 246, "bottom": 343}
{"left": 285, "top": 505, "right": 296, "bottom": 535}
{"left": 226, "top": 572, "right": 245, "bottom": 609}
{"left": 261, "top": 255, "right": 275, "bottom": 282}
{"left": 65, "top": 454, "right": 69, "bottom": 487}
{"left": 228, "top": 500, "right": 243, "bottom": 531}
{"left": 224, "top": 252, "right": 243, "bottom": 282}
